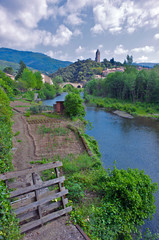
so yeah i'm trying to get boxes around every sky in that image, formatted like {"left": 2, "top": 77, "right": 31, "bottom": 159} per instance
{"left": 0, "top": 0, "right": 159, "bottom": 63}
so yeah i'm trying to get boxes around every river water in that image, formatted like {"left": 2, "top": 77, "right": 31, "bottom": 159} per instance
{"left": 43, "top": 92, "right": 159, "bottom": 235}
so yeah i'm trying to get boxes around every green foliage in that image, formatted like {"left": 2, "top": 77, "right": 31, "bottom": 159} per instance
{"left": 0, "top": 88, "right": 21, "bottom": 239}
{"left": 38, "top": 83, "right": 56, "bottom": 100}
{"left": 50, "top": 59, "right": 122, "bottom": 82}
{"left": 29, "top": 104, "right": 52, "bottom": 114}
{"left": 52, "top": 76, "right": 63, "bottom": 84}
{"left": 88, "top": 166, "right": 158, "bottom": 239}
{"left": 66, "top": 180, "right": 84, "bottom": 202}
{"left": 22, "top": 90, "right": 35, "bottom": 100}
{"left": 82, "top": 133, "right": 101, "bottom": 158}
{"left": 37, "top": 124, "right": 70, "bottom": 136}
{"left": 64, "top": 92, "right": 85, "bottom": 119}
{"left": 0, "top": 60, "right": 19, "bottom": 73}
{"left": 85, "top": 68, "right": 159, "bottom": 104}
{"left": 20, "top": 68, "right": 43, "bottom": 90}
{"left": 15, "top": 60, "right": 26, "bottom": 80}
{"left": 143, "top": 228, "right": 159, "bottom": 240}
{"left": 14, "top": 131, "right": 20, "bottom": 136}
{"left": 3, "top": 66, "right": 14, "bottom": 75}
{"left": 84, "top": 95, "right": 159, "bottom": 117}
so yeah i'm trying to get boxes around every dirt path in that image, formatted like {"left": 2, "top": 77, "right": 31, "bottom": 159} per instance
{"left": 11, "top": 109, "right": 85, "bottom": 240}
{"left": 12, "top": 111, "right": 35, "bottom": 170}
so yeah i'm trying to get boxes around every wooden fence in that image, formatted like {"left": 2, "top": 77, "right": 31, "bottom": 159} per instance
{"left": 0, "top": 161, "right": 72, "bottom": 233}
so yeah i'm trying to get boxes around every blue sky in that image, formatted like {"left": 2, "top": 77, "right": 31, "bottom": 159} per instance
{"left": 0, "top": 0, "right": 159, "bottom": 63}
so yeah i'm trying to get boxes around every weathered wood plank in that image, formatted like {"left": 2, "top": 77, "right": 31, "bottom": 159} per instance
{"left": 20, "top": 206, "right": 72, "bottom": 233}
{"left": 41, "top": 198, "right": 68, "bottom": 214}
{"left": 0, "top": 161, "right": 62, "bottom": 180}
{"left": 11, "top": 188, "right": 65, "bottom": 209}
{"left": 11, "top": 194, "right": 35, "bottom": 209}
{"left": 7, "top": 181, "right": 31, "bottom": 189}
{"left": 18, "top": 210, "right": 38, "bottom": 222}
{"left": 15, "top": 189, "right": 68, "bottom": 215}
{"left": 32, "top": 172, "right": 42, "bottom": 222}
{"left": 55, "top": 167, "right": 65, "bottom": 209}
{"left": 10, "top": 176, "right": 65, "bottom": 198}
{"left": 18, "top": 198, "right": 68, "bottom": 223}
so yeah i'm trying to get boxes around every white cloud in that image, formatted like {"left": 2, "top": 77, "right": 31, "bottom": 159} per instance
{"left": 77, "top": 56, "right": 84, "bottom": 60}
{"left": 75, "top": 45, "right": 85, "bottom": 53}
{"left": 0, "top": 1, "right": 73, "bottom": 49}
{"left": 45, "top": 50, "right": 72, "bottom": 61}
{"left": 17, "top": 0, "right": 48, "bottom": 28}
{"left": 91, "top": 24, "right": 103, "bottom": 34}
{"left": 98, "top": 44, "right": 103, "bottom": 49}
{"left": 114, "top": 44, "right": 128, "bottom": 55}
{"left": 66, "top": 13, "right": 83, "bottom": 25}
{"left": 43, "top": 25, "right": 72, "bottom": 47}
{"left": 90, "top": 0, "right": 159, "bottom": 34}
{"left": 137, "top": 56, "right": 148, "bottom": 62}
{"left": 154, "top": 33, "right": 159, "bottom": 39}
{"left": 132, "top": 46, "right": 155, "bottom": 53}
{"left": 73, "top": 29, "right": 82, "bottom": 36}
{"left": 104, "top": 50, "right": 111, "bottom": 55}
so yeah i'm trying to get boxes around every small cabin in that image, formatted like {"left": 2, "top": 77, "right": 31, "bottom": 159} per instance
{"left": 53, "top": 101, "right": 64, "bottom": 114}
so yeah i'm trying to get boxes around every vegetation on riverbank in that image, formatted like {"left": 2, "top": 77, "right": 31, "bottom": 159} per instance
{"left": 32, "top": 131, "right": 158, "bottom": 239}
{"left": 84, "top": 66, "right": 159, "bottom": 118}
{"left": 84, "top": 94, "right": 159, "bottom": 118}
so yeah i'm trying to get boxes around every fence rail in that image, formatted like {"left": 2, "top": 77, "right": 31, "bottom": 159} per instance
{"left": 0, "top": 161, "right": 72, "bottom": 234}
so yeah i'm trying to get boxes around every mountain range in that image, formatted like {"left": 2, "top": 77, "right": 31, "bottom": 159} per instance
{"left": 0, "top": 48, "right": 71, "bottom": 74}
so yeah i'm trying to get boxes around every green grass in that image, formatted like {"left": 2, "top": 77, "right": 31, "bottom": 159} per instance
{"left": 37, "top": 124, "right": 70, "bottom": 136}
{"left": 14, "top": 105, "right": 31, "bottom": 108}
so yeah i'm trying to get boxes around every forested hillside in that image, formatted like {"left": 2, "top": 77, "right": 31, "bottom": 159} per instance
{"left": 50, "top": 58, "right": 123, "bottom": 82}
{"left": 0, "top": 48, "right": 71, "bottom": 74}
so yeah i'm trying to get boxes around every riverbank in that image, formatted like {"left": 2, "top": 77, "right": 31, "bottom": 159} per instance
{"left": 85, "top": 95, "right": 159, "bottom": 119}
{"left": 10, "top": 98, "right": 159, "bottom": 239}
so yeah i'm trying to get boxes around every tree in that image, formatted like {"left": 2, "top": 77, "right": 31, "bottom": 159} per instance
{"left": 110, "top": 58, "right": 115, "bottom": 66}
{"left": 126, "top": 55, "right": 133, "bottom": 65}
{"left": 15, "top": 60, "right": 26, "bottom": 80}
{"left": 52, "top": 76, "right": 63, "bottom": 84}
{"left": 3, "top": 67, "right": 14, "bottom": 75}
{"left": 34, "top": 71, "right": 43, "bottom": 89}
{"left": 21, "top": 68, "right": 36, "bottom": 89}
{"left": 90, "top": 166, "right": 158, "bottom": 239}
{"left": 64, "top": 92, "right": 85, "bottom": 119}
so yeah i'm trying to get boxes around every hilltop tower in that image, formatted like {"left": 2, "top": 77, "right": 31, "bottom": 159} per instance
{"left": 95, "top": 49, "right": 100, "bottom": 63}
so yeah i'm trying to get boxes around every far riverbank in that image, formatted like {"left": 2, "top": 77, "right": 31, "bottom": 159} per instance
{"left": 84, "top": 94, "right": 159, "bottom": 119}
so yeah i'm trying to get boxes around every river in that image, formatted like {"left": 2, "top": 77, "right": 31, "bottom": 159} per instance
{"left": 43, "top": 92, "right": 159, "bottom": 235}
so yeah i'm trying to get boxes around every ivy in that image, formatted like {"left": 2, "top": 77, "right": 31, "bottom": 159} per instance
{"left": 0, "top": 87, "right": 21, "bottom": 240}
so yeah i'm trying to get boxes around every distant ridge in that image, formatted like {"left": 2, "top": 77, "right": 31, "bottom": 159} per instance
{"left": 0, "top": 48, "right": 72, "bottom": 74}
{"left": 133, "top": 62, "right": 159, "bottom": 68}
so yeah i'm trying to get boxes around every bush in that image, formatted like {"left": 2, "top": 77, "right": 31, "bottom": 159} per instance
{"left": 66, "top": 180, "right": 84, "bottom": 202}
{"left": 0, "top": 88, "right": 21, "bottom": 239}
{"left": 22, "top": 91, "right": 34, "bottom": 100}
{"left": 64, "top": 92, "right": 85, "bottom": 119}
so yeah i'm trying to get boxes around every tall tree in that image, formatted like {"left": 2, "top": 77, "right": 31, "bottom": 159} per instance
{"left": 126, "top": 55, "right": 133, "bottom": 65}
{"left": 15, "top": 60, "right": 26, "bottom": 80}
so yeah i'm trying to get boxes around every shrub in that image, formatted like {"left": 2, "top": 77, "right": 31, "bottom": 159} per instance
{"left": 64, "top": 92, "right": 85, "bottom": 119}
{"left": 0, "top": 88, "right": 21, "bottom": 240}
